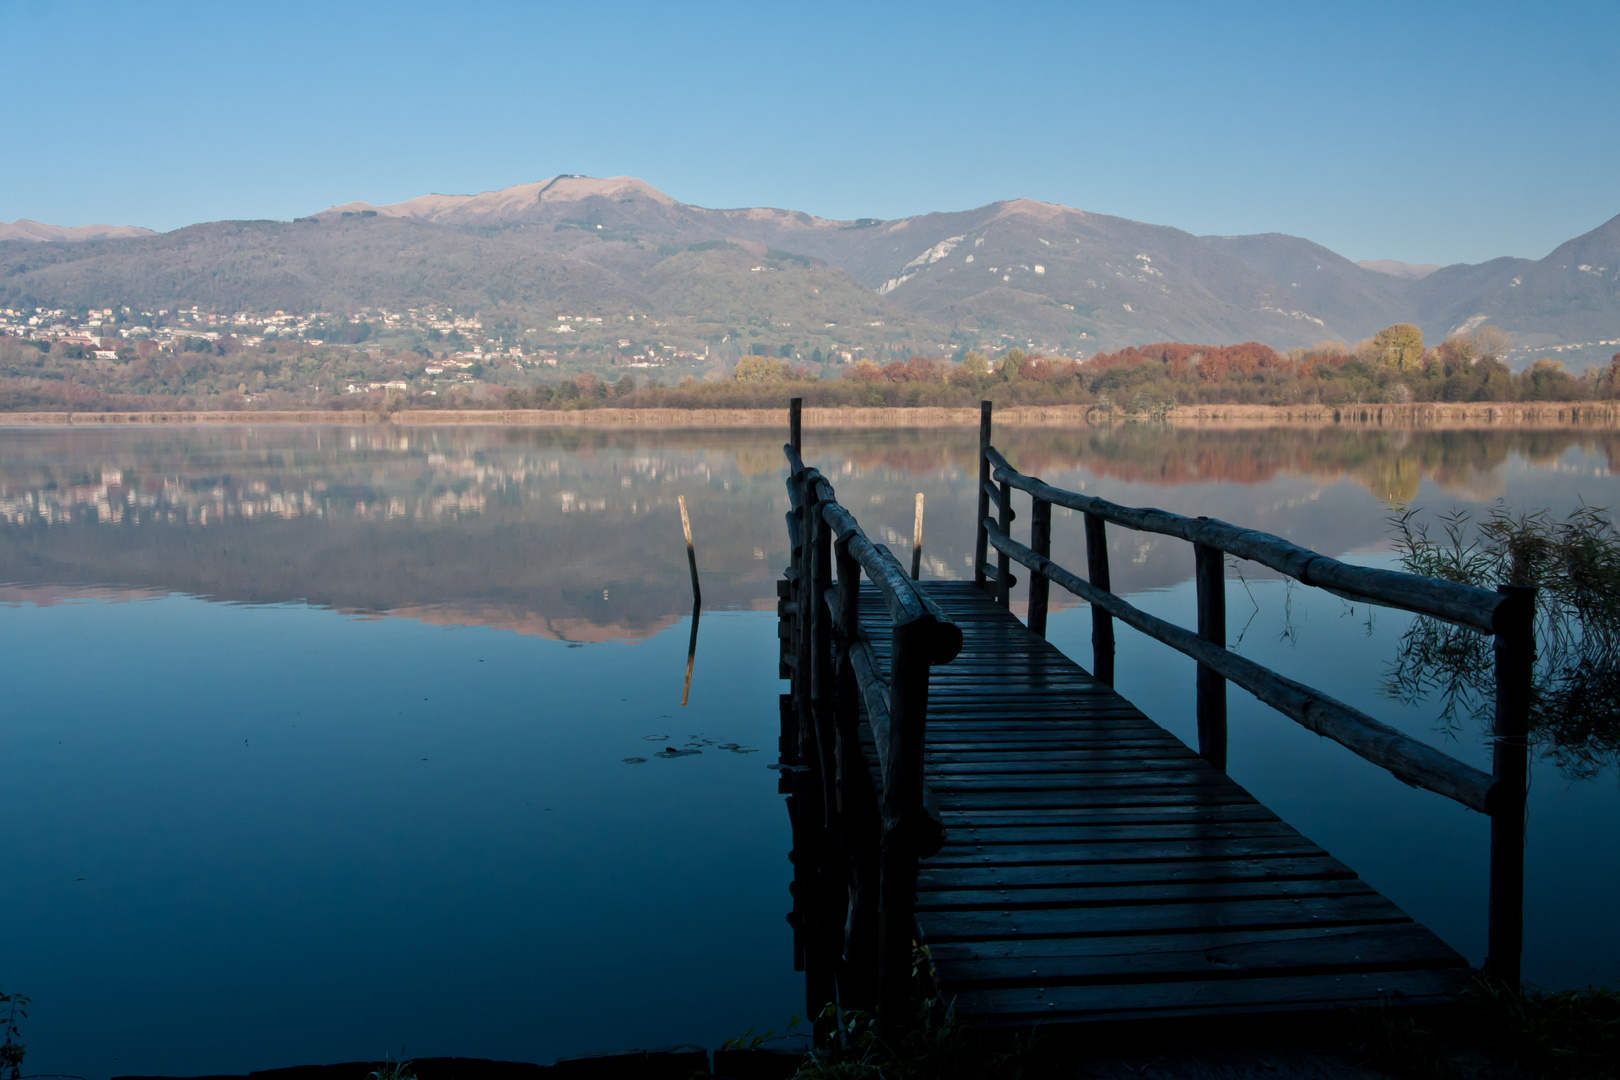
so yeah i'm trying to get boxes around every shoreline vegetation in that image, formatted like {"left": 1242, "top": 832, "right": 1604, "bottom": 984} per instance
{"left": 8, "top": 323, "right": 1620, "bottom": 422}
{"left": 6, "top": 401, "right": 1620, "bottom": 429}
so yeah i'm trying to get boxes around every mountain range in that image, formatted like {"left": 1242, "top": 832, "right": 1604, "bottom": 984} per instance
{"left": 4, "top": 176, "right": 1617, "bottom": 368}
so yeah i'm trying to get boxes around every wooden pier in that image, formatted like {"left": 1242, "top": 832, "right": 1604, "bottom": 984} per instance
{"left": 777, "top": 399, "right": 1536, "bottom": 1032}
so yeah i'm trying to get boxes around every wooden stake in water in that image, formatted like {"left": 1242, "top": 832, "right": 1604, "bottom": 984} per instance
{"left": 681, "top": 604, "right": 700, "bottom": 707}
{"left": 679, "top": 494, "right": 701, "bottom": 607}
{"left": 910, "top": 492, "right": 925, "bottom": 580}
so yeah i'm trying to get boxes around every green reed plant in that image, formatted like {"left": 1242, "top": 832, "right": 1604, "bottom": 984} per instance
{"left": 1386, "top": 502, "right": 1620, "bottom": 776}
{"left": 0, "top": 988, "right": 26, "bottom": 1080}
{"left": 366, "top": 1051, "right": 416, "bottom": 1080}
{"left": 1355, "top": 983, "right": 1619, "bottom": 1079}
{"left": 794, "top": 998, "right": 1038, "bottom": 1080}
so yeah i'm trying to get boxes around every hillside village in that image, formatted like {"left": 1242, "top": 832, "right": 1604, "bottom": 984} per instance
{"left": 5, "top": 176, "right": 1616, "bottom": 385}
{"left": 2, "top": 175, "right": 1617, "bottom": 411}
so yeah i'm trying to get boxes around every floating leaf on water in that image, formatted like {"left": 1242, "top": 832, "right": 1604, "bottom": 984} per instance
{"left": 643, "top": 734, "right": 669, "bottom": 741}
{"left": 732, "top": 747, "right": 759, "bottom": 754}
{"left": 718, "top": 743, "right": 740, "bottom": 750}
{"left": 622, "top": 757, "right": 647, "bottom": 764}
{"left": 766, "top": 762, "right": 785, "bottom": 770}
{"left": 657, "top": 747, "right": 702, "bottom": 758}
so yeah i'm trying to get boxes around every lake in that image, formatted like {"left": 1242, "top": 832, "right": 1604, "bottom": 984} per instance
{"left": 2, "top": 421, "right": 1617, "bottom": 1078}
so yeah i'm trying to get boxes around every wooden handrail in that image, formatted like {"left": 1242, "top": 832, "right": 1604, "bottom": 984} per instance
{"left": 982, "top": 519, "right": 1500, "bottom": 812}
{"left": 779, "top": 411, "right": 960, "bottom": 1024}
{"left": 815, "top": 478, "right": 963, "bottom": 663}
{"left": 984, "top": 445, "right": 1507, "bottom": 633}
{"left": 976, "top": 401, "right": 1535, "bottom": 990}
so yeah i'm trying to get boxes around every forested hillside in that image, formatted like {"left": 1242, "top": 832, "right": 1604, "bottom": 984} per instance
{"left": 3, "top": 176, "right": 1616, "bottom": 378}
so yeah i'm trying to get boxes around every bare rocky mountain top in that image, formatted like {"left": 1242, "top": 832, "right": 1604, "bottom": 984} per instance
{"left": 1357, "top": 259, "right": 1443, "bottom": 279}
{"left": 0, "top": 218, "right": 157, "bottom": 243}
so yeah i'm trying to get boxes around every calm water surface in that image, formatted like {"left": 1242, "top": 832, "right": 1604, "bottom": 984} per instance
{"left": 2, "top": 423, "right": 1617, "bottom": 1078}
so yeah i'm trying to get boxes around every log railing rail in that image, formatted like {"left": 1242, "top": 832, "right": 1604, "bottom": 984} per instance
{"left": 970, "top": 401, "right": 1535, "bottom": 989}
{"left": 779, "top": 399, "right": 963, "bottom": 1025}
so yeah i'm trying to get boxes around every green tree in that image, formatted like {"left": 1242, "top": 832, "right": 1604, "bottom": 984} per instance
{"left": 734, "top": 354, "right": 786, "bottom": 382}
{"left": 962, "top": 351, "right": 988, "bottom": 377}
{"left": 996, "top": 347, "right": 1027, "bottom": 379}
{"left": 1372, "top": 323, "right": 1425, "bottom": 371}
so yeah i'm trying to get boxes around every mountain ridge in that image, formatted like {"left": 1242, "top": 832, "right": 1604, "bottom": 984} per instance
{"left": 0, "top": 218, "right": 158, "bottom": 243}
{"left": 4, "top": 178, "right": 1616, "bottom": 366}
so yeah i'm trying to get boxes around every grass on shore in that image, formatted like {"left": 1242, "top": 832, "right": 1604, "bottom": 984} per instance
{"left": 1354, "top": 983, "right": 1619, "bottom": 1079}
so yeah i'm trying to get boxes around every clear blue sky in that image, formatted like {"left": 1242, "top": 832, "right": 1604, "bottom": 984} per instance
{"left": 1, "top": 0, "right": 1615, "bottom": 266}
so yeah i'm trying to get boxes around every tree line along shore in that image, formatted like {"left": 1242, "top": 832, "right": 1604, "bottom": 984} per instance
{"left": 4, "top": 321, "right": 1619, "bottom": 417}
{"left": 6, "top": 403, "right": 1620, "bottom": 430}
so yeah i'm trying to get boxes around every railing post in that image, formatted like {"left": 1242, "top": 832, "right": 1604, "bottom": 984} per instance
{"left": 783, "top": 472, "right": 806, "bottom": 760}
{"left": 790, "top": 396, "right": 802, "bottom": 457}
{"left": 793, "top": 479, "right": 816, "bottom": 767}
{"left": 833, "top": 541, "right": 879, "bottom": 1007}
{"left": 809, "top": 476, "right": 838, "bottom": 816}
{"left": 877, "top": 617, "right": 932, "bottom": 1028}
{"left": 1083, "top": 511, "right": 1115, "bottom": 686}
{"left": 794, "top": 471, "right": 835, "bottom": 1022}
{"left": 807, "top": 481, "right": 848, "bottom": 1029}
{"left": 974, "top": 401, "right": 992, "bottom": 591}
{"left": 1194, "top": 536, "right": 1228, "bottom": 771}
{"left": 996, "top": 477, "right": 1013, "bottom": 607}
{"left": 1028, "top": 496, "right": 1052, "bottom": 637}
{"left": 1484, "top": 584, "right": 1535, "bottom": 990}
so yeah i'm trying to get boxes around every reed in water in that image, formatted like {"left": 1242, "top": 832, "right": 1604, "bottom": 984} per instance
{"left": 1386, "top": 503, "right": 1620, "bottom": 777}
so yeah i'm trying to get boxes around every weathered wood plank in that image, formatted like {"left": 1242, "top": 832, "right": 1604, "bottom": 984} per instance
{"left": 920, "top": 892, "right": 1413, "bottom": 941}
{"left": 917, "top": 855, "right": 1354, "bottom": 892}
{"left": 923, "top": 835, "right": 1332, "bottom": 867}
{"left": 835, "top": 577, "right": 1470, "bottom": 1027}
{"left": 952, "top": 967, "right": 1473, "bottom": 1023}
{"left": 928, "top": 926, "right": 1468, "bottom": 990}
{"left": 936, "top": 804, "right": 1282, "bottom": 827}
{"left": 940, "top": 821, "right": 1305, "bottom": 846}
{"left": 916, "top": 876, "right": 1376, "bottom": 912}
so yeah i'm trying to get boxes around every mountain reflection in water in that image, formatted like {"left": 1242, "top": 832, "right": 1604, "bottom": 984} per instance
{"left": 3, "top": 423, "right": 1616, "bottom": 641}
{"left": 3, "top": 421, "right": 1618, "bottom": 1077}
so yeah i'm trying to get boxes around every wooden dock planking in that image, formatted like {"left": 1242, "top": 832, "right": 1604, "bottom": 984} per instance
{"left": 858, "top": 580, "right": 1472, "bottom": 1026}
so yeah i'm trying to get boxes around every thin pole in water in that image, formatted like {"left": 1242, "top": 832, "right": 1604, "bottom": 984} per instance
{"left": 910, "top": 492, "right": 925, "bottom": 580}
{"left": 679, "top": 494, "right": 701, "bottom": 608}
{"left": 681, "top": 604, "right": 700, "bottom": 707}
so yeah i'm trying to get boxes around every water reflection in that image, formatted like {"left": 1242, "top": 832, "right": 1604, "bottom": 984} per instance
{"left": 4, "top": 424, "right": 1619, "bottom": 640}
{"left": 3, "top": 421, "right": 1619, "bottom": 1076}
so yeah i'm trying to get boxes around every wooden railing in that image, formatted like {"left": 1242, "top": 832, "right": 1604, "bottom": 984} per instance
{"left": 779, "top": 400, "right": 963, "bottom": 1023}
{"left": 970, "top": 401, "right": 1536, "bottom": 989}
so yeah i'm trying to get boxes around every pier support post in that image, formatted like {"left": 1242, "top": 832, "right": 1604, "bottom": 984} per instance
{"left": 1194, "top": 536, "right": 1228, "bottom": 771}
{"left": 1485, "top": 584, "right": 1535, "bottom": 990}
{"left": 1084, "top": 512, "right": 1115, "bottom": 686}
{"left": 805, "top": 472, "right": 846, "bottom": 1026}
{"left": 996, "top": 478, "right": 1014, "bottom": 607}
{"left": 878, "top": 617, "right": 933, "bottom": 1029}
{"left": 974, "top": 401, "right": 992, "bottom": 592}
{"left": 832, "top": 541, "right": 879, "bottom": 1007}
{"left": 1028, "top": 496, "right": 1052, "bottom": 637}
